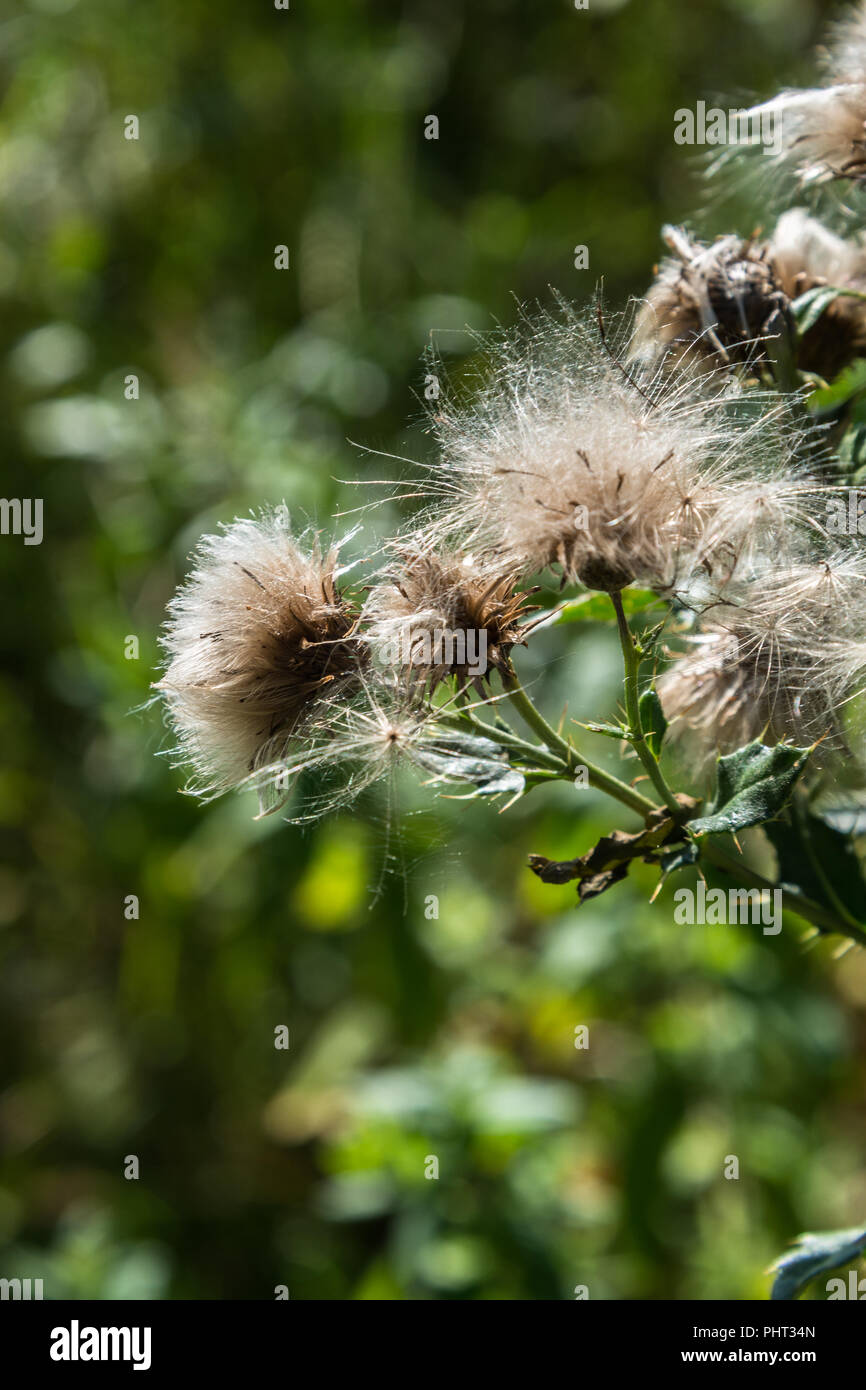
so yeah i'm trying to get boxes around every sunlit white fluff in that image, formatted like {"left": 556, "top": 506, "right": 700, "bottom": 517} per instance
{"left": 243, "top": 676, "right": 516, "bottom": 820}
{"left": 660, "top": 548, "right": 866, "bottom": 756}
{"left": 157, "top": 509, "right": 365, "bottom": 804}
{"left": 420, "top": 301, "right": 824, "bottom": 596}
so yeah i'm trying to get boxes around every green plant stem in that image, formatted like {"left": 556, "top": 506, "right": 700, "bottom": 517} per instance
{"left": 451, "top": 666, "right": 866, "bottom": 945}
{"left": 609, "top": 590, "right": 683, "bottom": 817}
{"left": 500, "top": 667, "right": 654, "bottom": 816}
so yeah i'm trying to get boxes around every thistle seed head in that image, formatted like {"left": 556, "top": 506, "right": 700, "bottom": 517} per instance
{"left": 635, "top": 226, "right": 792, "bottom": 370}
{"left": 726, "top": 5, "right": 866, "bottom": 189}
{"left": 156, "top": 510, "right": 366, "bottom": 800}
{"left": 421, "top": 302, "right": 820, "bottom": 597}
{"left": 660, "top": 549, "right": 866, "bottom": 759}
{"left": 364, "top": 543, "right": 530, "bottom": 690}
{"left": 769, "top": 209, "right": 866, "bottom": 379}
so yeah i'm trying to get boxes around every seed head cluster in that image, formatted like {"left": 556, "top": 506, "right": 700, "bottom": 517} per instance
{"left": 156, "top": 5, "right": 866, "bottom": 817}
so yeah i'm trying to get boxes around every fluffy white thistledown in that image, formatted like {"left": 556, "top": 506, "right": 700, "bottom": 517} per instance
{"left": 157, "top": 510, "right": 365, "bottom": 805}
{"left": 659, "top": 549, "right": 866, "bottom": 757}
{"left": 241, "top": 676, "right": 516, "bottom": 821}
{"left": 418, "top": 302, "right": 826, "bottom": 599}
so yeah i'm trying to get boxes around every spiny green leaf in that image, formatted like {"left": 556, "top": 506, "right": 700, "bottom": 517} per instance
{"left": 635, "top": 619, "right": 666, "bottom": 657}
{"left": 416, "top": 734, "right": 526, "bottom": 798}
{"left": 690, "top": 741, "right": 810, "bottom": 837}
{"left": 769, "top": 1223, "right": 866, "bottom": 1301}
{"left": 428, "top": 732, "right": 504, "bottom": 760}
{"left": 418, "top": 751, "right": 526, "bottom": 798}
{"left": 580, "top": 720, "right": 631, "bottom": 742}
{"left": 659, "top": 839, "right": 699, "bottom": 878}
{"left": 460, "top": 764, "right": 526, "bottom": 798}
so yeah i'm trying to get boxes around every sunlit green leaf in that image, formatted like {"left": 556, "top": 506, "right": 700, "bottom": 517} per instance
{"left": 537, "top": 587, "right": 660, "bottom": 627}
{"left": 791, "top": 284, "right": 866, "bottom": 336}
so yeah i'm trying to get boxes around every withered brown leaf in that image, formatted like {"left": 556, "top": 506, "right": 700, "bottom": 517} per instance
{"left": 528, "top": 794, "right": 700, "bottom": 903}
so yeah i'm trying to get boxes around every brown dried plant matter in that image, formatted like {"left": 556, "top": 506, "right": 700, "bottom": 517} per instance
{"left": 365, "top": 545, "right": 533, "bottom": 689}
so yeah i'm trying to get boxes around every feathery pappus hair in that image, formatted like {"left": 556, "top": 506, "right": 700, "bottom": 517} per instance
{"left": 243, "top": 675, "right": 519, "bottom": 820}
{"left": 659, "top": 547, "right": 866, "bottom": 760}
{"left": 418, "top": 299, "right": 825, "bottom": 597}
{"left": 156, "top": 509, "right": 366, "bottom": 803}
{"left": 720, "top": 1, "right": 866, "bottom": 188}
{"left": 363, "top": 541, "right": 533, "bottom": 692}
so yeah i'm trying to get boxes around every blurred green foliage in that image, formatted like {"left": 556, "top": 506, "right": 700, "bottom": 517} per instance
{"left": 2, "top": 0, "right": 865, "bottom": 1301}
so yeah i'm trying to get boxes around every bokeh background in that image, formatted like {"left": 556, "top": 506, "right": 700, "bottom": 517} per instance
{"left": 2, "top": 0, "right": 866, "bottom": 1300}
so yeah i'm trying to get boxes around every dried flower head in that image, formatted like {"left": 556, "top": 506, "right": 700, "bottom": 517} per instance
{"left": 421, "top": 301, "right": 821, "bottom": 596}
{"left": 659, "top": 626, "right": 778, "bottom": 754}
{"left": 769, "top": 209, "right": 866, "bottom": 378}
{"left": 634, "top": 225, "right": 792, "bottom": 370}
{"left": 659, "top": 620, "right": 821, "bottom": 756}
{"left": 637, "top": 214, "right": 866, "bottom": 383}
{"left": 157, "top": 510, "right": 365, "bottom": 801}
{"left": 364, "top": 543, "right": 531, "bottom": 690}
